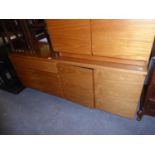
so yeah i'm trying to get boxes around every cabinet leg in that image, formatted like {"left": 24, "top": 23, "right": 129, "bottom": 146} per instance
{"left": 137, "top": 110, "right": 143, "bottom": 121}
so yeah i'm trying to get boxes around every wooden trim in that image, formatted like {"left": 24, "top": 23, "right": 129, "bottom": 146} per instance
{"left": 92, "top": 69, "right": 96, "bottom": 108}
{"left": 9, "top": 53, "right": 147, "bottom": 74}
{"left": 90, "top": 19, "right": 93, "bottom": 56}
{"left": 60, "top": 52, "right": 147, "bottom": 67}
{"left": 57, "top": 57, "right": 147, "bottom": 75}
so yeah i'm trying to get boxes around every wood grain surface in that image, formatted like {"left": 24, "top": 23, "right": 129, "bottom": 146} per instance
{"left": 92, "top": 19, "right": 155, "bottom": 61}
{"left": 94, "top": 67, "right": 146, "bottom": 118}
{"left": 58, "top": 63, "right": 94, "bottom": 108}
{"left": 46, "top": 19, "right": 92, "bottom": 55}
{"left": 9, "top": 53, "right": 147, "bottom": 118}
{"left": 10, "top": 54, "right": 58, "bottom": 73}
{"left": 60, "top": 52, "right": 147, "bottom": 66}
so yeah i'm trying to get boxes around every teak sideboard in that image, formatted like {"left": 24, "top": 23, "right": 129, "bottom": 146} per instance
{"left": 9, "top": 19, "right": 155, "bottom": 119}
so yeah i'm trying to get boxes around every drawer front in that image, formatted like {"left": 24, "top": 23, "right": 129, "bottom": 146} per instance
{"left": 10, "top": 55, "right": 58, "bottom": 73}
{"left": 94, "top": 68, "right": 145, "bottom": 118}
{"left": 14, "top": 67, "right": 63, "bottom": 97}
{"left": 58, "top": 63, "right": 94, "bottom": 108}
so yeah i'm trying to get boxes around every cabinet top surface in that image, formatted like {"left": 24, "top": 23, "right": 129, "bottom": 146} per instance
{"left": 9, "top": 52, "right": 147, "bottom": 74}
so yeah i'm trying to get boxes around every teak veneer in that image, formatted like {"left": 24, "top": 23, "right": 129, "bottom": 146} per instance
{"left": 9, "top": 53, "right": 146, "bottom": 118}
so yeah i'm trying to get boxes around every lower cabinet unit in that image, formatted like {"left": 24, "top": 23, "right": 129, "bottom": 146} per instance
{"left": 94, "top": 67, "right": 146, "bottom": 118}
{"left": 9, "top": 54, "right": 147, "bottom": 119}
{"left": 57, "top": 63, "right": 94, "bottom": 108}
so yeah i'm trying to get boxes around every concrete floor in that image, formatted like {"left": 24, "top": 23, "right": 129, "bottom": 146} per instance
{"left": 0, "top": 88, "right": 155, "bottom": 135}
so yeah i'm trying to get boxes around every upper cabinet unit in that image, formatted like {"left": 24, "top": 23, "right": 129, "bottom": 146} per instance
{"left": 46, "top": 19, "right": 92, "bottom": 55}
{"left": 91, "top": 20, "right": 155, "bottom": 61}
{"left": 47, "top": 19, "right": 155, "bottom": 62}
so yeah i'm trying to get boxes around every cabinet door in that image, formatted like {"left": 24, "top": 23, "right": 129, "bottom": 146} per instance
{"left": 91, "top": 20, "right": 155, "bottom": 61}
{"left": 35, "top": 70, "right": 63, "bottom": 97}
{"left": 14, "top": 67, "right": 43, "bottom": 91}
{"left": 58, "top": 63, "right": 94, "bottom": 108}
{"left": 94, "top": 67, "right": 145, "bottom": 118}
{"left": 14, "top": 67, "right": 63, "bottom": 97}
{"left": 46, "top": 19, "right": 91, "bottom": 55}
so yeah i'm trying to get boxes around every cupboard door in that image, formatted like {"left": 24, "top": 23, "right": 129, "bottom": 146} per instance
{"left": 14, "top": 67, "right": 43, "bottom": 91}
{"left": 92, "top": 19, "right": 155, "bottom": 61}
{"left": 94, "top": 68, "right": 145, "bottom": 118}
{"left": 35, "top": 71, "right": 63, "bottom": 97}
{"left": 46, "top": 19, "right": 91, "bottom": 55}
{"left": 14, "top": 67, "right": 63, "bottom": 97}
{"left": 58, "top": 63, "right": 94, "bottom": 108}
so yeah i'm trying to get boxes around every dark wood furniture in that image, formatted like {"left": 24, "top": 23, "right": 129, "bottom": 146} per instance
{"left": 26, "top": 19, "right": 53, "bottom": 52}
{"left": 0, "top": 19, "right": 54, "bottom": 55}
{"left": 0, "top": 21, "right": 25, "bottom": 93}
{"left": 0, "top": 19, "right": 53, "bottom": 94}
{"left": 0, "top": 46, "right": 24, "bottom": 93}
{"left": 0, "top": 20, "right": 29, "bottom": 51}
{"left": 137, "top": 59, "right": 155, "bottom": 120}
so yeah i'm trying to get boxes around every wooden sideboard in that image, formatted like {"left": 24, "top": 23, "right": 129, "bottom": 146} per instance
{"left": 9, "top": 19, "right": 155, "bottom": 119}
{"left": 9, "top": 53, "right": 146, "bottom": 119}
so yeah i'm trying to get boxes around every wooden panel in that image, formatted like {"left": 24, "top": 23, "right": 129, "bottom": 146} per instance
{"left": 14, "top": 67, "right": 63, "bottom": 97}
{"left": 14, "top": 67, "right": 43, "bottom": 91}
{"left": 94, "top": 67, "right": 146, "bottom": 118}
{"left": 10, "top": 55, "right": 58, "bottom": 73}
{"left": 92, "top": 19, "right": 155, "bottom": 61}
{"left": 58, "top": 63, "right": 94, "bottom": 108}
{"left": 46, "top": 19, "right": 91, "bottom": 55}
{"left": 57, "top": 56, "right": 147, "bottom": 74}
{"left": 36, "top": 71, "right": 63, "bottom": 97}
{"left": 60, "top": 52, "right": 147, "bottom": 66}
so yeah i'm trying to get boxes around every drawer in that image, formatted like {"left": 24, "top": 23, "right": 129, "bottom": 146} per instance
{"left": 10, "top": 55, "right": 58, "bottom": 73}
